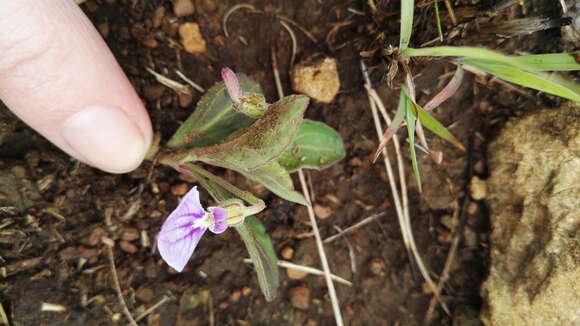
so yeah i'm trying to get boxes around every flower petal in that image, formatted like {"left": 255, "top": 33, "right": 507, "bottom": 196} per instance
{"left": 208, "top": 206, "right": 228, "bottom": 234}
{"left": 157, "top": 227, "right": 206, "bottom": 272}
{"left": 177, "top": 186, "right": 205, "bottom": 218}
{"left": 221, "top": 67, "right": 242, "bottom": 103}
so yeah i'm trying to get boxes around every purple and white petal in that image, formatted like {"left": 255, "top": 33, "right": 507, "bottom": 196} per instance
{"left": 208, "top": 206, "right": 228, "bottom": 234}
{"left": 157, "top": 227, "right": 206, "bottom": 272}
{"left": 157, "top": 214, "right": 198, "bottom": 242}
{"left": 178, "top": 186, "right": 206, "bottom": 218}
{"left": 221, "top": 67, "right": 242, "bottom": 103}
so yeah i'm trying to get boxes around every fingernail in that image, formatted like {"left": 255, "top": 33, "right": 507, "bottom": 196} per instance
{"left": 61, "top": 105, "right": 149, "bottom": 173}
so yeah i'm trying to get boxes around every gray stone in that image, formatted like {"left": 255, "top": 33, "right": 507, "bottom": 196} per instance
{"left": 481, "top": 103, "right": 580, "bottom": 326}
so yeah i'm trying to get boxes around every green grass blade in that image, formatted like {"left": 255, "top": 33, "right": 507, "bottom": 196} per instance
{"left": 433, "top": 0, "right": 443, "bottom": 42}
{"left": 404, "top": 93, "right": 422, "bottom": 193}
{"left": 413, "top": 102, "right": 465, "bottom": 151}
{"left": 508, "top": 52, "right": 580, "bottom": 71}
{"left": 462, "top": 58, "right": 580, "bottom": 102}
{"left": 401, "top": 47, "right": 580, "bottom": 72}
{"left": 400, "top": 0, "right": 415, "bottom": 50}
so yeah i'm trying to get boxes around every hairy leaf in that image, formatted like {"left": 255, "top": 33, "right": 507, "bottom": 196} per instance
{"left": 182, "top": 95, "right": 310, "bottom": 171}
{"left": 239, "top": 161, "right": 308, "bottom": 206}
{"left": 278, "top": 120, "right": 345, "bottom": 172}
{"left": 236, "top": 217, "right": 279, "bottom": 302}
{"left": 168, "top": 74, "right": 262, "bottom": 148}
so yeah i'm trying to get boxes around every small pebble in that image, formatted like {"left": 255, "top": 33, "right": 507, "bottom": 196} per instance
{"left": 119, "top": 240, "right": 138, "bottom": 254}
{"left": 229, "top": 289, "right": 242, "bottom": 303}
{"left": 469, "top": 176, "right": 487, "bottom": 200}
{"left": 179, "top": 22, "right": 207, "bottom": 54}
{"left": 173, "top": 0, "right": 195, "bottom": 17}
{"left": 178, "top": 92, "right": 193, "bottom": 107}
{"left": 313, "top": 204, "right": 332, "bottom": 220}
{"left": 288, "top": 284, "right": 310, "bottom": 310}
{"left": 143, "top": 84, "right": 166, "bottom": 101}
{"left": 121, "top": 227, "right": 140, "bottom": 241}
{"left": 287, "top": 267, "right": 308, "bottom": 280}
{"left": 171, "top": 183, "right": 189, "bottom": 196}
{"left": 143, "top": 37, "right": 158, "bottom": 48}
{"left": 467, "top": 201, "right": 479, "bottom": 215}
{"left": 292, "top": 57, "right": 340, "bottom": 103}
{"left": 218, "top": 300, "right": 229, "bottom": 310}
{"left": 241, "top": 286, "right": 252, "bottom": 296}
{"left": 280, "top": 246, "right": 295, "bottom": 260}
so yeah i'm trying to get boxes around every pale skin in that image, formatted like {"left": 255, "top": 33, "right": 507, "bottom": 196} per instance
{"left": 0, "top": 0, "right": 153, "bottom": 173}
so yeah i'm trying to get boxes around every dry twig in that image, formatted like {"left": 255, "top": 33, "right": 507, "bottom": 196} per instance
{"left": 104, "top": 239, "right": 138, "bottom": 326}
{"left": 271, "top": 49, "right": 344, "bottom": 326}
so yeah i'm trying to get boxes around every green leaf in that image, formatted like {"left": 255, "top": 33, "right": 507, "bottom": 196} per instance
{"left": 401, "top": 47, "right": 580, "bottom": 72}
{"left": 167, "top": 74, "right": 263, "bottom": 148}
{"left": 239, "top": 161, "right": 308, "bottom": 206}
{"left": 184, "top": 95, "right": 310, "bottom": 172}
{"left": 400, "top": 0, "right": 415, "bottom": 50}
{"left": 404, "top": 93, "right": 422, "bottom": 193}
{"left": 278, "top": 120, "right": 345, "bottom": 172}
{"left": 235, "top": 217, "right": 279, "bottom": 302}
{"left": 412, "top": 103, "right": 465, "bottom": 151}
{"left": 462, "top": 58, "right": 580, "bottom": 102}
{"left": 508, "top": 52, "right": 580, "bottom": 71}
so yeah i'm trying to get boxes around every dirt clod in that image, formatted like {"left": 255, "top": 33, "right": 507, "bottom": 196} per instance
{"left": 119, "top": 240, "right": 138, "bottom": 254}
{"left": 287, "top": 267, "right": 308, "bottom": 280}
{"left": 280, "top": 246, "right": 295, "bottom": 260}
{"left": 173, "top": 0, "right": 195, "bottom": 17}
{"left": 179, "top": 22, "right": 206, "bottom": 54}
{"left": 170, "top": 183, "right": 189, "bottom": 196}
{"left": 313, "top": 204, "right": 332, "bottom": 220}
{"left": 292, "top": 57, "right": 340, "bottom": 103}
{"left": 469, "top": 176, "right": 487, "bottom": 200}
{"left": 121, "top": 227, "right": 140, "bottom": 241}
{"left": 288, "top": 284, "right": 310, "bottom": 310}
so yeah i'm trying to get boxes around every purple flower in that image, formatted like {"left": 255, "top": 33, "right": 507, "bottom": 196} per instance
{"left": 157, "top": 186, "right": 228, "bottom": 272}
{"left": 221, "top": 67, "right": 243, "bottom": 103}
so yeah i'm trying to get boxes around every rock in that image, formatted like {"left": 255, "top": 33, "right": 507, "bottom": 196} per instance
{"left": 241, "top": 286, "right": 252, "bottom": 296}
{"left": 178, "top": 92, "right": 193, "bottom": 107}
{"left": 292, "top": 57, "right": 340, "bottom": 103}
{"left": 179, "top": 22, "right": 206, "bottom": 54}
{"left": 287, "top": 267, "right": 308, "bottom": 280}
{"left": 119, "top": 240, "right": 138, "bottom": 254}
{"left": 173, "top": 0, "right": 195, "bottom": 17}
{"left": 121, "top": 227, "right": 140, "bottom": 241}
{"left": 143, "top": 84, "right": 166, "bottom": 101}
{"left": 481, "top": 103, "right": 580, "bottom": 326}
{"left": 170, "top": 183, "right": 189, "bottom": 196}
{"left": 469, "top": 176, "right": 487, "bottom": 200}
{"left": 288, "top": 284, "right": 310, "bottom": 310}
{"left": 229, "top": 289, "right": 241, "bottom": 302}
{"left": 313, "top": 204, "right": 332, "bottom": 220}
{"left": 280, "top": 246, "right": 295, "bottom": 260}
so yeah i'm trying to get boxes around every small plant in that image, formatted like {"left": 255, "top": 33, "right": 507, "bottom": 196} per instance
{"left": 151, "top": 68, "right": 345, "bottom": 301}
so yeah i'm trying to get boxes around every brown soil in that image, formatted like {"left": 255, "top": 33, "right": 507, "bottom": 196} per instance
{"left": 0, "top": 0, "right": 570, "bottom": 325}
